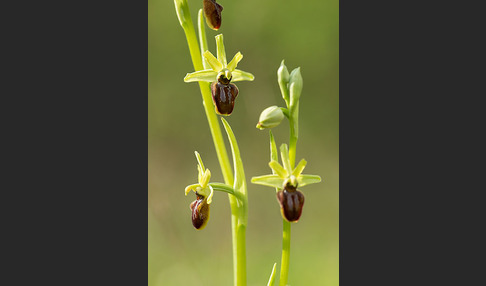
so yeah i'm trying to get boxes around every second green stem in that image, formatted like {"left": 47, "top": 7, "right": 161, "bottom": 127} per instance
{"left": 280, "top": 103, "right": 298, "bottom": 286}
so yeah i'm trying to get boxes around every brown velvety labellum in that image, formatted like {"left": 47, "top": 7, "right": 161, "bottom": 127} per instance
{"left": 276, "top": 186, "right": 305, "bottom": 222}
{"left": 211, "top": 82, "right": 239, "bottom": 115}
{"left": 203, "top": 0, "right": 223, "bottom": 30}
{"left": 190, "top": 196, "right": 210, "bottom": 229}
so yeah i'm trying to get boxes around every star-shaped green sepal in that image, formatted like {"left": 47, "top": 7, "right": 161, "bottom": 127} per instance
{"left": 251, "top": 144, "right": 321, "bottom": 190}
{"left": 184, "top": 34, "right": 254, "bottom": 84}
{"left": 184, "top": 34, "right": 255, "bottom": 115}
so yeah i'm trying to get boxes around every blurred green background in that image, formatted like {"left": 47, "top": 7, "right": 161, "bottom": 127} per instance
{"left": 148, "top": 0, "right": 338, "bottom": 285}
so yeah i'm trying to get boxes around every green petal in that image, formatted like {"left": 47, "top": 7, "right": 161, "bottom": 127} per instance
{"left": 269, "top": 160, "right": 288, "bottom": 178}
{"left": 185, "top": 184, "right": 200, "bottom": 195}
{"left": 200, "top": 169, "right": 211, "bottom": 188}
{"left": 206, "top": 185, "right": 214, "bottom": 204}
{"left": 227, "top": 52, "right": 243, "bottom": 71}
{"left": 297, "top": 174, "right": 322, "bottom": 187}
{"left": 251, "top": 174, "right": 285, "bottom": 189}
{"left": 197, "top": 164, "right": 203, "bottom": 183}
{"left": 184, "top": 70, "right": 218, "bottom": 82}
{"left": 203, "top": 51, "right": 223, "bottom": 72}
{"left": 231, "top": 69, "right": 255, "bottom": 82}
{"left": 292, "top": 159, "right": 307, "bottom": 177}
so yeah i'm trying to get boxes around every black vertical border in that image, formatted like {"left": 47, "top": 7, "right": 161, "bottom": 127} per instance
{"left": 3, "top": 0, "right": 149, "bottom": 284}
{"left": 340, "top": 1, "right": 482, "bottom": 285}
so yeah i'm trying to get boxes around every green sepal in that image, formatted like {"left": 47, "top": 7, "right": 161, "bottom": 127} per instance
{"left": 297, "top": 174, "right": 322, "bottom": 187}
{"left": 251, "top": 174, "right": 285, "bottom": 189}
{"left": 231, "top": 69, "right": 255, "bottom": 82}
{"left": 280, "top": 144, "right": 292, "bottom": 174}
{"left": 184, "top": 69, "right": 218, "bottom": 82}
{"left": 203, "top": 50, "right": 222, "bottom": 72}
{"left": 269, "top": 160, "right": 288, "bottom": 178}
{"left": 227, "top": 52, "right": 243, "bottom": 72}
{"left": 292, "top": 159, "right": 307, "bottom": 177}
{"left": 215, "top": 34, "right": 227, "bottom": 67}
{"left": 266, "top": 263, "right": 277, "bottom": 286}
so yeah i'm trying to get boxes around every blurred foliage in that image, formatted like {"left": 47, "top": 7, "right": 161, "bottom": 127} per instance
{"left": 148, "top": 0, "right": 338, "bottom": 285}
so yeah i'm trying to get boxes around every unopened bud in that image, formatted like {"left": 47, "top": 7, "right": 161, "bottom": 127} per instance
{"left": 289, "top": 67, "right": 303, "bottom": 109}
{"left": 256, "top": 106, "right": 284, "bottom": 130}
{"left": 278, "top": 60, "right": 290, "bottom": 105}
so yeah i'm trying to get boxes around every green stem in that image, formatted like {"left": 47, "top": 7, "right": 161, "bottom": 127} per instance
{"left": 279, "top": 220, "right": 291, "bottom": 286}
{"left": 288, "top": 101, "right": 299, "bottom": 169}
{"left": 236, "top": 224, "right": 247, "bottom": 286}
{"left": 210, "top": 183, "right": 245, "bottom": 202}
{"left": 175, "top": 2, "right": 245, "bottom": 285}
{"left": 280, "top": 101, "right": 299, "bottom": 286}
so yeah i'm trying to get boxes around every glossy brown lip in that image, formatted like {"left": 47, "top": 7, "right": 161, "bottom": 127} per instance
{"left": 203, "top": 0, "right": 223, "bottom": 30}
{"left": 190, "top": 195, "right": 210, "bottom": 229}
{"left": 276, "top": 186, "right": 305, "bottom": 222}
{"left": 211, "top": 81, "right": 239, "bottom": 115}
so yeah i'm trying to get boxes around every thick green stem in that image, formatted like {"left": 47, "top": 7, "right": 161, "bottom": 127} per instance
{"left": 236, "top": 224, "right": 247, "bottom": 286}
{"left": 279, "top": 220, "right": 291, "bottom": 286}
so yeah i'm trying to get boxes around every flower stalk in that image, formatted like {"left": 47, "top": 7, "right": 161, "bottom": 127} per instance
{"left": 252, "top": 61, "right": 321, "bottom": 286}
{"left": 174, "top": 1, "right": 249, "bottom": 285}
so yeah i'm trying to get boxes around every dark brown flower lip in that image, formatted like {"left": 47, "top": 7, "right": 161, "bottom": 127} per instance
{"left": 190, "top": 196, "right": 210, "bottom": 229}
{"left": 276, "top": 187, "right": 305, "bottom": 222}
{"left": 211, "top": 81, "right": 239, "bottom": 115}
{"left": 203, "top": 0, "right": 223, "bottom": 30}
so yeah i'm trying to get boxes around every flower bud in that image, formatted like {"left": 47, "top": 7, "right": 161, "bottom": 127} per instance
{"left": 211, "top": 81, "right": 239, "bottom": 115}
{"left": 203, "top": 0, "right": 223, "bottom": 30}
{"left": 277, "top": 60, "right": 290, "bottom": 105}
{"left": 276, "top": 185, "right": 305, "bottom": 222}
{"left": 190, "top": 195, "right": 210, "bottom": 229}
{"left": 256, "top": 106, "right": 284, "bottom": 130}
{"left": 289, "top": 67, "right": 303, "bottom": 109}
